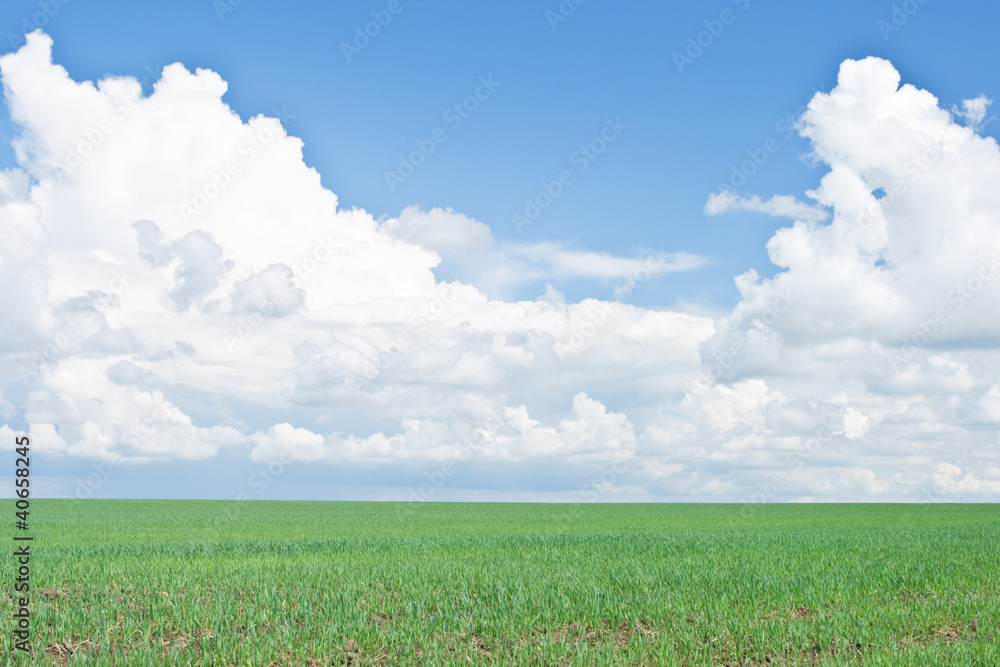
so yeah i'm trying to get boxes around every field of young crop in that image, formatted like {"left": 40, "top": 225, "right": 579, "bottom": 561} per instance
{"left": 2, "top": 501, "right": 998, "bottom": 665}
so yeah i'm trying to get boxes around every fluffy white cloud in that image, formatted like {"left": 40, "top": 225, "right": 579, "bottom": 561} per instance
{"left": 250, "top": 423, "right": 326, "bottom": 463}
{"left": 323, "top": 392, "right": 635, "bottom": 464}
{"left": 842, "top": 407, "right": 869, "bottom": 440}
{"left": 0, "top": 32, "right": 709, "bottom": 469}
{"left": 2, "top": 36, "right": 999, "bottom": 502}
{"left": 22, "top": 357, "right": 244, "bottom": 461}
{"left": 932, "top": 462, "right": 1000, "bottom": 496}
{"left": 383, "top": 206, "right": 493, "bottom": 255}
{"left": 684, "top": 57, "right": 1000, "bottom": 501}
{"left": 702, "top": 59, "right": 1000, "bottom": 386}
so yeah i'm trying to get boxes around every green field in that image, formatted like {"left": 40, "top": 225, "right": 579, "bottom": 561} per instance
{"left": 2, "top": 501, "right": 998, "bottom": 665}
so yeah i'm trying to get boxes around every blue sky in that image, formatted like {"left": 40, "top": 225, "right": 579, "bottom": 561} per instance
{"left": 2, "top": 1, "right": 1000, "bottom": 502}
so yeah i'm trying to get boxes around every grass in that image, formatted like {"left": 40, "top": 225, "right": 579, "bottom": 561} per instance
{"left": 2, "top": 501, "right": 998, "bottom": 665}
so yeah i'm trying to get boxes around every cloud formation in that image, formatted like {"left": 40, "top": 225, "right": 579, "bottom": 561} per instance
{"left": 1, "top": 36, "right": 998, "bottom": 502}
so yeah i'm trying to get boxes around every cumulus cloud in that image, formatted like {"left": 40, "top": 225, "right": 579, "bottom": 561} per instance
{"left": 229, "top": 263, "right": 304, "bottom": 317}
{"left": 250, "top": 422, "right": 326, "bottom": 463}
{"left": 700, "top": 62, "right": 1000, "bottom": 381}
{"left": 23, "top": 357, "right": 243, "bottom": 461}
{"left": 2, "top": 36, "right": 999, "bottom": 502}
{"left": 932, "top": 462, "right": 1000, "bottom": 496}
{"left": 324, "top": 392, "right": 635, "bottom": 465}
{"left": 0, "top": 32, "right": 708, "bottom": 470}
{"left": 383, "top": 206, "right": 494, "bottom": 255}
{"left": 683, "top": 56, "right": 1000, "bottom": 501}
{"left": 842, "top": 407, "right": 869, "bottom": 440}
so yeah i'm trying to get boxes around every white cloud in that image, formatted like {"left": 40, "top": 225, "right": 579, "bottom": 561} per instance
{"left": 704, "top": 190, "right": 828, "bottom": 223}
{"left": 383, "top": 206, "right": 493, "bottom": 255}
{"left": 27, "top": 423, "right": 66, "bottom": 454}
{"left": 933, "top": 462, "right": 1000, "bottom": 495}
{"left": 842, "top": 407, "right": 868, "bottom": 440}
{"left": 426, "top": 237, "right": 708, "bottom": 300}
{"left": 704, "top": 57, "right": 1000, "bottom": 377}
{"left": 0, "top": 32, "right": 710, "bottom": 470}
{"left": 507, "top": 243, "right": 707, "bottom": 280}
{"left": 537, "top": 283, "right": 566, "bottom": 304}
{"left": 325, "top": 392, "right": 635, "bottom": 464}
{"left": 953, "top": 95, "right": 992, "bottom": 132}
{"left": 837, "top": 467, "right": 892, "bottom": 497}
{"left": 2, "top": 37, "right": 1000, "bottom": 501}
{"left": 681, "top": 379, "right": 783, "bottom": 434}
{"left": 250, "top": 423, "right": 325, "bottom": 463}
{"left": 23, "top": 357, "right": 245, "bottom": 462}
